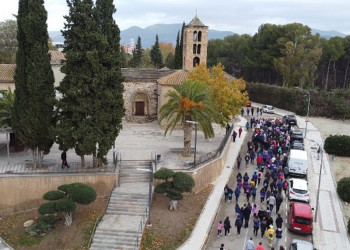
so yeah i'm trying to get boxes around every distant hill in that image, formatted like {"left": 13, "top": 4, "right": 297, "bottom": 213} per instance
{"left": 48, "top": 23, "right": 234, "bottom": 48}
{"left": 311, "top": 29, "right": 347, "bottom": 39}
{"left": 49, "top": 26, "right": 348, "bottom": 47}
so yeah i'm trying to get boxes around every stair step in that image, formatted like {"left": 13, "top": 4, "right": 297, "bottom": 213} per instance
{"left": 106, "top": 210, "right": 146, "bottom": 216}
{"left": 90, "top": 242, "right": 136, "bottom": 250}
{"left": 108, "top": 200, "right": 148, "bottom": 206}
{"left": 111, "top": 193, "right": 148, "bottom": 198}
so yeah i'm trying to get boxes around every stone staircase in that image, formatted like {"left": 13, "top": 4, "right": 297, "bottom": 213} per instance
{"left": 90, "top": 161, "right": 152, "bottom": 250}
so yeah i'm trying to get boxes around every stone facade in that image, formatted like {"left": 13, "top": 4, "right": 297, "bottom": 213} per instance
{"left": 182, "top": 16, "right": 208, "bottom": 71}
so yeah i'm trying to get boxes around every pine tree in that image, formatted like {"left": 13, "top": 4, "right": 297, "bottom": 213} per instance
{"left": 174, "top": 31, "right": 181, "bottom": 69}
{"left": 150, "top": 34, "right": 163, "bottom": 68}
{"left": 131, "top": 36, "right": 143, "bottom": 67}
{"left": 94, "top": 0, "right": 125, "bottom": 165}
{"left": 56, "top": 0, "right": 104, "bottom": 167}
{"left": 12, "top": 0, "right": 55, "bottom": 165}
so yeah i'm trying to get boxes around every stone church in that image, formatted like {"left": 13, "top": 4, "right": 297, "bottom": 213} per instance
{"left": 0, "top": 15, "right": 208, "bottom": 123}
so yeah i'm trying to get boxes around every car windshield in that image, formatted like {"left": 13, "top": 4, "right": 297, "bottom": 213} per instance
{"left": 293, "top": 188, "right": 308, "bottom": 194}
{"left": 295, "top": 217, "right": 311, "bottom": 225}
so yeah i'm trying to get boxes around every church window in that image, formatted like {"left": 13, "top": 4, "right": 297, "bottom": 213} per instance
{"left": 197, "top": 44, "right": 201, "bottom": 54}
{"left": 193, "top": 57, "right": 200, "bottom": 67}
{"left": 193, "top": 44, "right": 197, "bottom": 54}
{"left": 193, "top": 31, "right": 198, "bottom": 41}
{"left": 198, "top": 31, "right": 202, "bottom": 42}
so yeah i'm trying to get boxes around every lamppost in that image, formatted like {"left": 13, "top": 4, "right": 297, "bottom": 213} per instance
{"left": 312, "top": 140, "right": 323, "bottom": 223}
{"left": 186, "top": 120, "right": 198, "bottom": 167}
{"left": 295, "top": 87, "right": 310, "bottom": 138}
{"left": 137, "top": 167, "right": 153, "bottom": 226}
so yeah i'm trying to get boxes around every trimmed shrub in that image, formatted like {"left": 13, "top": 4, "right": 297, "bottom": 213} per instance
{"left": 337, "top": 177, "right": 350, "bottom": 202}
{"left": 167, "top": 189, "right": 183, "bottom": 200}
{"left": 38, "top": 202, "right": 56, "bottom": 215}
{"left": 65, "top": 183, "right": 97, "bottom": 205}
{"left": 154, "top": 168, "right": 175, "bottom": 181}
{"left": 154, "top": 182, "right": 172, "bottom": 194}
{"left": 56, "top": 198, "right": 76, "bottom": 212}
{"left": 324, "top": 135, "right": 350, "bottom": 156}
{"left": 173, "top": 172, "right": 195, "bottom": 192}
{"left": 43, "top": 191, "right": 65, "bottom": 201}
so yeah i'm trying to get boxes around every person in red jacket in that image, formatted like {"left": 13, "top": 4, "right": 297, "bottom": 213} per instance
{"left": 255, "top": 242, "right": 265, "bottom": 250}
{"left": 238, "top": 126, "right": 243, "bottom": 137}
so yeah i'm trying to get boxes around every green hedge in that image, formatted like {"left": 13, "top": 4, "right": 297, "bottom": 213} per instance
{"left": 246, "top": 82, "right": 350, "bottom": 119}
{"left": 337, "top": 177, "right": 350, "bottom": 203}
{"left": 324, "top": 135, "right": 350, "bottom": 156}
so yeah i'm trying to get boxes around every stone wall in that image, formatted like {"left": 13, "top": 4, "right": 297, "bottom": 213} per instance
{"left": 123, "top": 81, "right": 158, "bottom": 121}
{"left": 0, "top": 173, "right": 117, "bottom": 215}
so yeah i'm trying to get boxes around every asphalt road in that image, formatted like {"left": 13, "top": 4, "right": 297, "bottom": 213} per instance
{"left": 204, "top": 112, "right": 313, "bottom": 250}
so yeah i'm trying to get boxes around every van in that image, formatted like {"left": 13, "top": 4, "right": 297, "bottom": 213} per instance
{"left": 288, "top": 202, "right": 313, "bottom": 234}
{"left": 288, "top": 149, "right": 308, "bottom": 177}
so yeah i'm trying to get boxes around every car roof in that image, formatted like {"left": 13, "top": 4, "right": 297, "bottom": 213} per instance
{"left": 290, "top": 178, "right": 308, "bottom": 189}
{"left": 291, "top": 239, "right": 313, "bottom": 249}
{"left": 289, "top": 149, "right": 308, "bottom": 160}
{"left": 292, "top": 202, "right": 313, "bottom": 218}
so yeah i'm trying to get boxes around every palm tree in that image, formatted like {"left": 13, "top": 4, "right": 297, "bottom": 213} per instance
{"left": 0, "top": 88, "right": 15, "bottom": 128}
{"left": 159, "top": 80, "right": 220, "bottom": 156}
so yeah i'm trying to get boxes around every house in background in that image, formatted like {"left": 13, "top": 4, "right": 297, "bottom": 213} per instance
{"left": 0, "top": 15, "right": 209, "bottom": 123}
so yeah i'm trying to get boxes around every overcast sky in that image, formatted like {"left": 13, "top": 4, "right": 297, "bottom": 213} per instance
{"left": 1, "top": 0, "right": 349, "bottom": 35}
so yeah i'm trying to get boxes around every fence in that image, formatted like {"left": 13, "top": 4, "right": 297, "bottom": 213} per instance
{"left": 187, "top": 125, "right": 234, "bottom": 170}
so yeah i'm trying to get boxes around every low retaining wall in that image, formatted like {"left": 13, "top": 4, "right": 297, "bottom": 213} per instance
{"left": 0, "top": 173, "right": 117, "bottom": 215}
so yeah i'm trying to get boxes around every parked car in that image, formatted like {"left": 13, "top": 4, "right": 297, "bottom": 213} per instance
{"left": 291, "top": 141, "right": 304, "bottom": 151}
{"left": 288, "top": 149, "right": 308, "bottom": 178}
{"left": 246, "top": 101, "right": 252, "bottom": 107}
{"left": 262, "top": 105, "right": 274, "bottom": 113}
{"left": 288, "top": 202, "right": 313, "bottom": 235}
{"left": 290, "top": 239, "right": 314, "bottom": 250}
{"left": 283, "top": 115, "right": 298, "bottom": 126}
{"left": 290, "top": 130, "right": 304, "bottom": 143}
{"left": 288, "top": 178, "right": 310, "bottom": 203}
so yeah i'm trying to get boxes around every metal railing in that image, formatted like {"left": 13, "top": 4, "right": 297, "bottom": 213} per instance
{"left": 186, "top": 125, "right": 234, "bottom": 169}
{"left": 133, "top": 207, "right": 148, "bottom": 250}
{"left": 88, "top": 180, "right": 117, "bottom": 248}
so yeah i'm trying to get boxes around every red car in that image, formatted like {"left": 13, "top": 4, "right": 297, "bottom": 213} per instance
{"left": 288, "top": 202, "right": 313, "bottom": 235}
{"left": 246, "top": 101, "right": 252, "bottom": 107}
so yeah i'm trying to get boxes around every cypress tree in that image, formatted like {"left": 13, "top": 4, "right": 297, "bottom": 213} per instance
{"left": 13, "top": 0, "right": 55, "bottom": 165}
{"left": 179, "top": 21, "right": 185, "bottom": 69}
{"left": 131, "top": 36, "right": 142, "bottom": 68}
{"left": 56, "top": 0, "right": 104, "bottom": 167}
{"left": 174, "top": 31, "right": 181, "bottom": 69}
{"left": 94, "top": 0, "right": 125, "bottom": 165}
{"left": 150, "top": 34, "right": 163, "bottom": 68}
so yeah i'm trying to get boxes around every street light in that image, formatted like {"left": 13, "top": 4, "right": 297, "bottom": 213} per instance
{"left": 137, "top": 167, "right": 153, "bottom": 226}
{"left": 186, "top": 120, "right": 198, "bottom": 167}
{"left": 295, "top": 87, "right": 310, "bottom": 138}
{"left": 312, "top": 140, "right": 323, "bottom": 223}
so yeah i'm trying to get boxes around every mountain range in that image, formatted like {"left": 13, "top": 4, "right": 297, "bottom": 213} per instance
{"left": 49, "top": 24, "right": 348, "bottom": 49}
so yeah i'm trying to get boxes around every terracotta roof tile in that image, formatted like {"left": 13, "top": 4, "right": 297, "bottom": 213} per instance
{"left": 158, "top": 70, "right": 188, "bottom": 85}
{"left": 49, "top": 50, "right": 65, "bottom": 64}
{"left": 0, "top": 64, "right": 16, "bottom": 83}
{"left": 121, "top": 68, "right": 177, "bottom": 82}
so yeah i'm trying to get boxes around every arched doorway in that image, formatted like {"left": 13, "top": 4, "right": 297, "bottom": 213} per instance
{"left": 131, "top": 92, "right": 149, "bottom": 116}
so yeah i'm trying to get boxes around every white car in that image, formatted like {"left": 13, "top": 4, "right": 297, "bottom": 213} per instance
{"left": 290, "top": 239, "right": 314, "bottom": 250}
{"left": 262, "top": 105, "right": 275, "bottom": 113}
{"left": 288, "top": 178, "right": 310, "bottom": 203}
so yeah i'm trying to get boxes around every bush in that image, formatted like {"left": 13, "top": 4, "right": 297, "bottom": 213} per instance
{"left": 154, "top": 182, "right": 171, "bottom": 194}
{"left": 65, "top": 183, "right": 97, "bottom": 204}
{"left": 324, "top": 135, "right": 350, "bottom": 156}
{"left": 43, "top": 191, "right": 65, "bottom": 201}
{"left": 38, "top": 202, "right": 56, "bottom": 215}
{"left": 173, "top": 172, "right": 195, "bottom": 192}
{"left": 337, "top": 177, "right": 350, "bottom": 202}
{"left": 28, "top": 215, "right": 61, "bottom": 237}
{"left": 154, "top": 168, "right": 174, "bottom": 181}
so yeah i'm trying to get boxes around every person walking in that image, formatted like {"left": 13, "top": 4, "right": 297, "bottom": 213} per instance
{"left": 227, "top": 187, "right": 233, "bottom": 204}
{"left": 226, "top": 124, "right": 231, "bottom": 134}
{"left": 220, "top": 243, "right": 225, "bottom": 250}
{"left": 224, "top": 184, "right": 229, "bottom": 202}
{"left": 243, "top": 204, "right": 252, "bottom": 228}
{"left": 232, "top": 130, "right": 237, "bottom": 142}
{"left": 224, "top": 216, "right": 231, "bottom": 237}
{"left": 239, "top": 126, "right": 243, "bottom": 137}
{"left": 253, "top": 215, "right": 261, "bottom": 236}
{"left": 235, "top": 186, "right": 241, "bottom": 203}
{"left": 251, "top": 107, "right": 255, "bottom": 116}
{"left": 241, "top": 108, "right": 244, "bottom": 116}
{"left": 275, "top": 214, "right": 283, "bottom": 229}
{"left": 255, "top": 242, "right": 265, "bottom": 250}
{"left": 275, "top": 227, "right": 283, "bottom": 249}
{"left": 217, "top": 221, "right": 223, "bottom": 237}
{"left": 260, "top": 188, "right": 266, "bottom": 203}
{"left": 245, "top": 153, "right": 250, "bottom": 167}
{"left": 237, "top": 154, "right": 242, "bottom": 169}
{"left": 267, "top": 195, "right": 276, "bottom": 213}
{"left": 251, "top": 186, "right": 257, "bottom": 203}
{"left": 246, "top": 237, "right": 255, "bottom": 250}
{"left": 275, "top": 194, "right": 283, "bottom": 214}
{"left": 247, "top": 107, "right": 250, "bottom": 116}
{"left": 266, "top": 225, "right": 275, "bottom": 248}
{"left": 235, "top": 215, "right": 243, "bottom": 236}
{"left": 61, "top": 151, "right": 70, "bottom": 169}
{"left": 246, "top": 121, "right": 250, "bottom": 130}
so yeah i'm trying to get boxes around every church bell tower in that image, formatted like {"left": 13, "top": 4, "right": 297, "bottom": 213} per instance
{"left": 182, "top": 15, "right": 208, "bottom": 71}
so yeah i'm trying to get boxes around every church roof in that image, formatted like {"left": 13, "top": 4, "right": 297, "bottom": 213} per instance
{"left": 50, "top": 50, "right": 65, "bottom": 64}
{"left": 187, "top": 15, "right": 207, "bottom": 27}
{"left": 121, "top": 68, "right": 177, "bottom": 82}
{"left": 158, "top": 70, "right": 188, "bottom": 85}
{"left": 0, "top": 64, "right": 15, "bottom": 83}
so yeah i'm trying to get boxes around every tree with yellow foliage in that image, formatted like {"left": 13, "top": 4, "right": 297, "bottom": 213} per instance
{"left": 159, "top": 80, "right": 219, "bottom": 157}
{"left": 188, "top": 63, "right": 249, "bottom": 125}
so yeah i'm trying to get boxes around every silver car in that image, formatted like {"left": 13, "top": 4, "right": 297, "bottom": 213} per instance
{"left": 288, "top": 178, "right": 310, "bottom": 203}
{"left": 290, "top": 239, "right": 314, "bottom": 250}
{"left": 262, "top": 105, "right": 275, "bottom": 113}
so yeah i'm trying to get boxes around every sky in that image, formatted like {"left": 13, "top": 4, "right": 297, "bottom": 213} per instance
{"left": 1, "top": 0, "right": 349, "bottom": 35}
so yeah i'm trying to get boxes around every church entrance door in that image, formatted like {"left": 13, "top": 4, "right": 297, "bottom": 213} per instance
{"left": 135, "top": 101, "right": 145, "bottom": 116}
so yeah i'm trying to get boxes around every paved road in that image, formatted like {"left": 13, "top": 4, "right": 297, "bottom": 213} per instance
{"left": 204, "top": 113, "right": 312, "bottom": 250}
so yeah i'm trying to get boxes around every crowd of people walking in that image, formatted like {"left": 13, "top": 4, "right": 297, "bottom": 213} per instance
{"left": 218, "top": 115, "right": 295, "bottom": 250}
